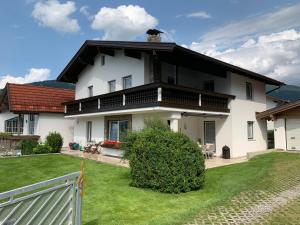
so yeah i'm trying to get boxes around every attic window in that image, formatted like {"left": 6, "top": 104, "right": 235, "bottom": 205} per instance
{"left": 101, "top": 55, "right": 105, "bottom": 66}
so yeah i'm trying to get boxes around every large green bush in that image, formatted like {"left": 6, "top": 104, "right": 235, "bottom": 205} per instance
{"left": 123, "top": 119, "right": 205, "bottom": 193}
{"left": 19, "top": 139, "right": 38, "bottom": 155}
{"left": 33, "top": 144, "right": 52, "bottom": 154}
{"left": 46, "top": 132, "right": 63, "bottom": 153}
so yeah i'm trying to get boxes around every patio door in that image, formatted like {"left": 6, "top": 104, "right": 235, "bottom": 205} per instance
{"left": 204, "top": 121, "right": 216, "bottom": 151}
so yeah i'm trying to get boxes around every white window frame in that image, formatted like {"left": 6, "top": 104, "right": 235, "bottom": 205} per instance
{"left": 122, "top": 75, "right": 132, "bottom": 89}
{"left": 5, "top": 116, "right": 24, "bottom": 134}
{"left": 108, "top": 120, "right": 129, "bottom": 141}
{"left": 247, "top": 121, "right": 254, "bottom": 140}
{"left": 108, "top": 80, "right": 116, "bottom": 93}
{"left": 28, "top": 114, "right": 35, "bottom": 135}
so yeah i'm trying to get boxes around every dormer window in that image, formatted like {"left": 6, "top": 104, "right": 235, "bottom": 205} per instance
{"left": 123, "top": 75, "right": 132, "bottom": 89}
{"left": 88, "top": 85, "right": 93, "bottom": 97}
{"left": 246, "top": 82, "right": 253, "bottom": 100}
{"left": 101, "top": 55, "right": 105, "bottom": 66}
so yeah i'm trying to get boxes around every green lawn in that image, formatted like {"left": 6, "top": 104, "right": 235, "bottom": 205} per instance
{"left": 0, "top": 152, "right": 297, "bottom": 225}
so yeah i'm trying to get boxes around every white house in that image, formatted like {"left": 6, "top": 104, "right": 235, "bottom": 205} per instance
{"left": 57, "top": 34, "right": 283, "bottom": 158}
{"left": 258, "top": 99, "right": 300, "bottom": 151}
{"left": 0, "top": 83, "right": 75, "bottom": 147}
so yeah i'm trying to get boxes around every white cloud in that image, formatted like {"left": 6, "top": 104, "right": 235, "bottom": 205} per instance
{"left": 32, "top": 0, "right": 80, "bottom": 33}
{"left": 0, "top": 68, "right": 51, "bottom": 88}
{"left": 186, "top": 11, "right": 211, "bottom": 19}
{"left": 194, "top": 3, "right": 300, "bottom": 51}
{"left": 189, "top": 3, "right": 300, "bottom": 85}
{"left": 191, "top": 29, "right": 300, "bottom": 85}
{"left": 79, "top": 5, "right": 93, "bottom": 20}
{"left": 91, "top": 5, "right": 158, "bottom": 40}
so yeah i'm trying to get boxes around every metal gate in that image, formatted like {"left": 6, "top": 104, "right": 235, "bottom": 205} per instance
{"left": 0, "top": 172, "right": 82, "bottom": 225}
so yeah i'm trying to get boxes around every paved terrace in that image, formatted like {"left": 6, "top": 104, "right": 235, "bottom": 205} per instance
{"left": 61, "top": 149, "right": 248, "bottom": 169}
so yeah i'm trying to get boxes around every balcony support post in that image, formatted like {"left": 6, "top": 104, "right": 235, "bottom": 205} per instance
{"left": 199, "top": 94, "right": 202, "bottom": 106}
{"left": 98, "top": 98, "right": 101, "bottom": 109}
{"left": 170, "top": 119, "right": 179, "bottom": 132}
{"left": 123, "top": 94, "right": 126, "bottom": 106}
{"left": 79, "top": 102, "right": 82, "bottom": 112}
{"left": 64, "top": 105, "right": 67, "bottom": 114}
{"left": 157, "top": 87, "right": 162, "bottom": 102}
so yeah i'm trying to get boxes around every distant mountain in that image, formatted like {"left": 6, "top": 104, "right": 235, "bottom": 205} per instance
{"left": 29, "top": 80, "right": 75, "bottom": 90}
{"left": 267, "top": 84, "right": 300, "bottom": 102}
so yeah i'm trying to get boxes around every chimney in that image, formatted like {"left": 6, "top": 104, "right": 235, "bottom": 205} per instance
{"left": 146, "top": 29, "right": 163, "bottom": 42}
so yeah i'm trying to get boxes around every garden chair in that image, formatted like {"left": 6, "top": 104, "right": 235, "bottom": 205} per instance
{"left": 204, "top": 144, "right": 215, "bottom": 159}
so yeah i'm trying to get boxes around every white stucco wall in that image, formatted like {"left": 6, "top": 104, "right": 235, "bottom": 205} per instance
{"left": 228, "top": 73, "right": 268, "bottom": 157}
{"left": 35, "top": 113, "right": 74, "bottom": 147}
{"left": 75, "top": 50, "right": 145, "bottom": 100}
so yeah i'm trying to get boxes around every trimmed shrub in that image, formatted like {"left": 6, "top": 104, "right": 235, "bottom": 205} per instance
{"left": 19, "top": 139, "right": 38, "bottom": 155}
{"left": 46, "top": 132, "right": 63, "bottom": 153}
{"left": 123, "top": 119, "right": 205, "bottom": 193}
{"left": 33, "top": 144, "right": 52, "bottom": 154}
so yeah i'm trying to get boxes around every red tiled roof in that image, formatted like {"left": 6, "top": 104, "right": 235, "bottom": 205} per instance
{"left": 6, "top": 83, "right": 75, "bottom": 113}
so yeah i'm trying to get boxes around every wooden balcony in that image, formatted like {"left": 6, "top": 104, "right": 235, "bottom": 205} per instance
{"left": 64, "top": 83, "right": 235, "bottom": 116}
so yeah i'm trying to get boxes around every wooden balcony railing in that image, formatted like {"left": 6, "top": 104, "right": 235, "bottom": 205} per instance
{"left": 64, "top": 83, "right": 234, "bottom": 116}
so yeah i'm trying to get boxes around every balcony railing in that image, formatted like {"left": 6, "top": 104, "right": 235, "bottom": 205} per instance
{"left": 64, "top": 83, "right": 234, "bottom": 116}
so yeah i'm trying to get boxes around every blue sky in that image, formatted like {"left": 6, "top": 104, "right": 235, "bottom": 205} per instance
{"left": 0, "top": 0, "right": 300, "bottom": 87}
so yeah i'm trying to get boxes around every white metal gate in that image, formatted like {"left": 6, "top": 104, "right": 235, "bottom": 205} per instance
{"left": 0, "top": 172, "right": 82, "bottom": 225}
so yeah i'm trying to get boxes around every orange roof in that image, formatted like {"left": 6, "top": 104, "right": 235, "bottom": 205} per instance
{"left": 5, "top": 83, "right": 75, "bottom": 113}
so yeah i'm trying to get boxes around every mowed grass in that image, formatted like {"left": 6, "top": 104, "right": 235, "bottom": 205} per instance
{"left": 0, "top": 152, "right": 296, "bottom": 225}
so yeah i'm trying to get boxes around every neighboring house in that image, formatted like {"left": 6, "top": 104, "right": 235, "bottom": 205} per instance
{"left": 57, "top": 33, "right": 283, "bottom": 158}
{"left": 266, "top": 95, "right": 288, "bottom": 130}
{"left": 257, "top": 100, "right": 300, "bottom": 151}
{"left": 0, "top": 83, "right": 75, "bottom": 147}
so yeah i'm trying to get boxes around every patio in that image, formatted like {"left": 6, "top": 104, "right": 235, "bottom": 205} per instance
{"left": 61, "top": 149, "right": 247, "bottom": 169}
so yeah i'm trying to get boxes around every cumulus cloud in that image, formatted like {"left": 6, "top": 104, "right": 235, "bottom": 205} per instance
{"left": 91, "top": 5, "right": 158, "bottom": 40}
{"left": 191, "top": 29, "right": 300, "bottom": 85}
{"left": 189, "top": 3, "right": 300, "bottom": 85}
{"left": 194, "top": 3, "right": 300, "bottom": 51}
{"left": 0, "top": 68, "right": 51, "bottom": 88}
{"left": 186, "top": 11, "right": 211, "bottom": 19}
{"left": 32, "top": 0, "right": 80, "bottom": 33}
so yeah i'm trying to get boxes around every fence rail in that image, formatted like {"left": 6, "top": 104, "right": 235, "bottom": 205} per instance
{"left": 0, "top": 172, "right": 82, "bottom": 225}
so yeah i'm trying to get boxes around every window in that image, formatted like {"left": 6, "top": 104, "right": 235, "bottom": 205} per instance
{"left": 247, "top": 121, "right": 254, "bottom": 140}
{"left": 246, "top": 82, "right": 253, "bottom": 100}
{"left": 28, "top": 114, "right": 35, "bottom": 135}
{"left": 101, "top": 55, "right": 105, "bottom": 66}
{"left": 86, "top": 121, "right": 92, "bottom": 142}
{"left": 122, "top": 75, "right": 132, "bottom": 89}
{"left": 108, "top": 80, "right": 116, "bottom": 93}
{"left": 108, "top": 120, "right": 129, "bottom": 141}
{"left": 5, "top": 116, "right": 24, "bottom": 134}
{"left": 88, "top": 85, "right": 93, "bottom": 97}
{"left": 204, "top": 80, "right": 215, "bottom": 92}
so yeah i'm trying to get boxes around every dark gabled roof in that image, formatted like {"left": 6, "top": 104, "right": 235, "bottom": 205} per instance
{"left": 257, "top": 99, "right": 300, "bottom": 120}
{"left": 57, "top": 40, "right": 283, "bottom": 86}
